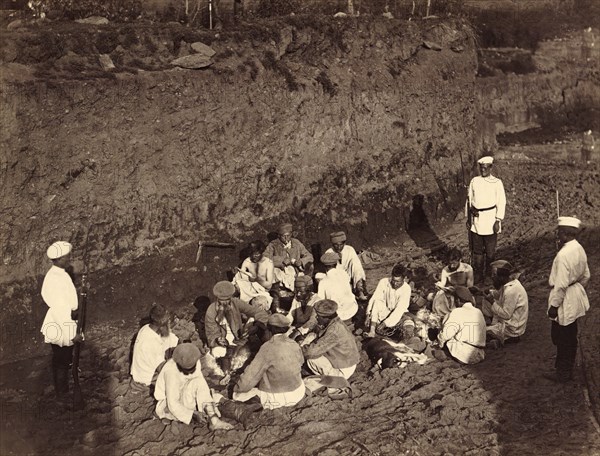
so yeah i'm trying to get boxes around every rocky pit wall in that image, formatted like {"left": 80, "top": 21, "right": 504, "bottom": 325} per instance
{"left": 0, "top": 18, "right": 481, "bottom": 364}
{"left": 477, "top": 31, "right": 600, "bottom": 134}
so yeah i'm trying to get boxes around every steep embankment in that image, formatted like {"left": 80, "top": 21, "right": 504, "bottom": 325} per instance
{"left": 0, "top": 17, "right": 482, "bottom": 363}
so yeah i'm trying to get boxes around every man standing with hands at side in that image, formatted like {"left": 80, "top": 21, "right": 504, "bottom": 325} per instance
{"left": 41, "top": 241, "right": 79, "bottom": 399}
{"left": 545, "top": 216, "right": 590, "bottom": 383}
{"left": 466, "top": 156, "right": 506, "bottom": 285}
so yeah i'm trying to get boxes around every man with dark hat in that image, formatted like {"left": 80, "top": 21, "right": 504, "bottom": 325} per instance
{"left": 317, "top": 252, "right": 358, "bottom": 323}
{"left": 131, "top": 304, "right": 179, "bottom": 389}
{"left": 233, "top": 313, "right": 305, "bottom": 409}
{"left": 302, "top": 299, "right": 360, "bottom": 381}
{"left": 205, "top": 281, "right": 269, "bottom": 362}
{"left": 41, "top": 241, "right": 79, "bottom": 398}
{"left": 325, "top": 231, "right": 368, "bottom": 300}
{"left": 483, "top": 260, "right": 528, "bottom": 345}
{"left": 286, "top": 275, "right": 319, "bottom": 337}
{"left": 466, "top": 156, "right": 507, "bottom": 284}
{"left": 154, "top": 343, "right": 261, "bottom": 430}
{"left": 544, "top": 217, "right": 590, "bottom": 383}
{"left": 437, "top": 286, "right": 486, "bottom": 364}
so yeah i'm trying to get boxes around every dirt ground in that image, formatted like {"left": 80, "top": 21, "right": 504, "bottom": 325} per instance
{"left": 0, "top": 140, "right": 599, "bottom": 455}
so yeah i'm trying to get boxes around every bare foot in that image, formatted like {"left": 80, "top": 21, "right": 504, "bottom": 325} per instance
{"left": 208, "top": 417, "right": 234, "bottom": 431}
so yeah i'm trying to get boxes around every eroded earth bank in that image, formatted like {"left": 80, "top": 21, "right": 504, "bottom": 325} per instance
{"left": 1, "top": 13, "right": 599, "bottom": 456}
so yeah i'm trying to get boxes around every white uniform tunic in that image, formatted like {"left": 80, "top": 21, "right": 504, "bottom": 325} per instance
{"left": 467, "top": 175, "right": 506, "bottom": 235}
{"left": 41, "top": 265, "right": 78, "bottom": 347}
{"left": 548, "top": 239, "right": 590, "bottom": 326}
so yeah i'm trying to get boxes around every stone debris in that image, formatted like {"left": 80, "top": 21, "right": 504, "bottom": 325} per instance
{"left": 423, "top": 40, "right": 442, "bottom": 51}
{"left": 191, "top": 42, "right": 216, "bottom": 58}
{"left": 170, "top": 54, "right": 213, "bottom": 69}
{"left": 75, "top": 16, "right": 109, "bottom": 25}
{"left": 99, "top": 54, "right": 116, "bottom": 71}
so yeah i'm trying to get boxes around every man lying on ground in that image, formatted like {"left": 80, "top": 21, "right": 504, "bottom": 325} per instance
{"left": 482, "top": 260, "right": 528, "bottom": 346}
{"left": 325, "top": 231, "right": 369, "bottom": 301}
{"left": 233, "top": 313, "right": 306, "bottom": 409}
{"left": 365, "top": 263, "right": 412, "bottom": 338}
{"left": 317, "top": 252, "right": 359, "bottom": 324}
{"left": 130, "top": 304, "right": 179, "bottom": 391}
{"left": 437, "top": 286, "right": 486, "bottom": 364}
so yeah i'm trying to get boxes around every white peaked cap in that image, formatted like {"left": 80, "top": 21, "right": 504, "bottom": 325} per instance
{"left": 557, "top": 217, "right": 581, "bottom": 229}
{"left": 477, "top": 156, "right": 494, "bottom": 165}
{"left": 46, "top": 241, "right": 72, "bottom": 259}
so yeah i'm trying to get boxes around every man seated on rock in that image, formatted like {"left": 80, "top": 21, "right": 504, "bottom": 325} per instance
{"left": 154, "top": 343, "right": 261, "bottom": 430}
{"left": 482, "top": 260, "right": 528, "bottom": 346}
{"left": 232, "top": 240, "right": 274, "bottom": 306}
{"left": 317, "top": 252, "right": 359, "bottom": 324}
{"left": 205, "top": 281, "right": 269, "bottom": 367}
{"left": 324, "top": 231, "right": 369, "bottom": 301}
{"left": 264, "top": 222, "right": 314, "bottom": 296}
{"left": 286, "top": 275, "right": 319, "bottom": 339}
{"left": 302, "top": 300, "right": 360, "bottom": 390}
{"left": 365, "top": 263, "right": 412, "bottom": 338}
{"left": 130, "top": 304, "right": 179, "bottom": 391}
{"left": 432, "top": 247, "right": 474, "bottom": 317}
{"left": 437, "top": 286, "right": 486, "bottom": 364}
{"left": 232, "top": 313, "right": 305, "bottom": 409}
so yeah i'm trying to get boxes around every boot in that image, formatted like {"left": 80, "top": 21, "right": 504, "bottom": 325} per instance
{"left": 53, "top": 367, "right": 70, "bottom": 397}
{"left": 218, "top": 398, "right": 262, "bottom": 429}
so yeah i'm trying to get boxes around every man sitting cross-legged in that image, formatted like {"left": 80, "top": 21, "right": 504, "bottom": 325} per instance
{"left": 233, "top": 313, "right": 306, "bottom": 410}
{"left": 365, "top": 263, "right": 412, "bottom": 338}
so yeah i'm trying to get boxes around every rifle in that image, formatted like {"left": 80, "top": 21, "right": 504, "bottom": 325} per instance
{"left": 72, "top": 232, "right": 91, "bottom": 410}
{"left": 467, "top": 199, "right": 474, "bottom": 265}
{"left": 72, "top": 270, "right": 88, "bottom": 410}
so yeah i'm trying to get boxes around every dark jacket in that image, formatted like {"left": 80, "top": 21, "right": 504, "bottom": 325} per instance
{"left": 235, "top": 334, "right": 304, "bottom": 394}
{"left": 303, "top": 317, "right": 360, "bottom": 369}
{"left": 264, "top": 238, "right": 314, "bottom": 270}
{"left": 204, "top": 298, "right": 268, "bottom": 348}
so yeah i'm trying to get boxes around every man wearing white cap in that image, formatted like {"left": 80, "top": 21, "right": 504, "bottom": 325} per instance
{"left": 466, "top": 156, "right": 506, "bottom": 284}
{"left": 41, "top": 241, "right": 79, "bottom": 398}
{"left": 317, "top": 252, "right": 358, "bottom": 322}
{"left": 545, "top": 216, "right": 590, "bottom": 383}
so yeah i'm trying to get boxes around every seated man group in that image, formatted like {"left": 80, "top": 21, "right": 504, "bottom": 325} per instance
{"left": 130, "top": 222, "right": 529, "bottom": 430}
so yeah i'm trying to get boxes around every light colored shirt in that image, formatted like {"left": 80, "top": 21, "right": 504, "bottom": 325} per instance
{"left": 439, "top": 262, "right": 474, "bottom": 288}
{"left": 489, "top": 279, "right": 528, "bottom": 338}
{"left": 367, "top": 279, "right": 411, "bottom": 327}
{"left": 490, "top": 279, "right": 528, "bottom": 338}
{"left": 131, "top": 324, "right": 179, "bottom": 386}
{"left": 438, "top": 303, "right": 486, "bottom": 364}
{"left": 325, "top": 245, "right": 366, "bottom": 287}
{"left": 154, "top": 359, "right": 212, "bottom": 425}
{"left": 317, "top": 268, "right": 358, "bottom": 321}
{"left": 467, "top": 175, "right": 506, "bottom": 235}
{"left": 548, "top": 239, "right": 590, "bottom": 326}
{"left": 40, "top": 265, "right": 78, "bottom": 347}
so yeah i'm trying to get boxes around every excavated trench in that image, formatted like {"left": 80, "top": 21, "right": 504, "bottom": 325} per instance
{"left": 1, "top": 13, "right": 600, "bottom": 456}
{"left": 1, "top": 17, "right": 484, "bottom": 364}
